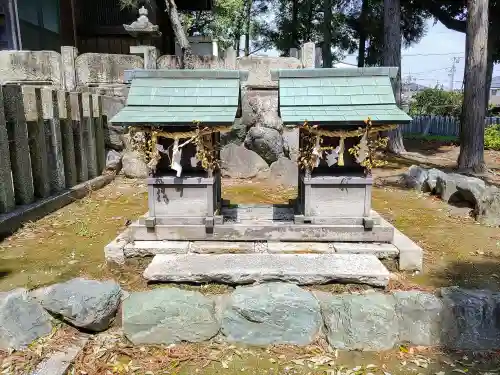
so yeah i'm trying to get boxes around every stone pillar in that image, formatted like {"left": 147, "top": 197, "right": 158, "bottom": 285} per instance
{"left": 130, "top": 45, "right": 158, "bottom": 69}
{"left": 314, "top": 46, "right": 322, "bottom": 68}
{"left": 59, "top": 91, "right": 78, "bottom": 188}
{"left": 69, "top": 92, "right": 88, "bottom": 183}
{"left": 92, "top": 94, "right": 106, "bottom": 173}
{"left": 3, "top": 85, "right": 35, "bottom": 205}
{"left": 0, "top": 86, "right": 15, "bottom": 213}
{"left": 300, "top": 42, "right": 316, "bottom": 69}
{"left": 25, "top": 87, "right": 51, "bottom": 199}
{"left": 42, "top": 88, "right": 66, "bottom": 193}
{"left": 212, "top": 40, "right": 219, "bottom": 57}
{"left": 81, "top": 92, "right": 98, "bottom": 179}
{"left": 61, "top": 46, "right": 78, "bottom": 92}
{"left": 289, "top": 48, "right": 299, "bottom": 59}
{"left": 224, "top": 47, "right": 237, "bottom": 69}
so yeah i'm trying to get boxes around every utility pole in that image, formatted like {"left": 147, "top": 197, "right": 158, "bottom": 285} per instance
{"left": 449, "top": 57, "right": 460, "bottom": 91}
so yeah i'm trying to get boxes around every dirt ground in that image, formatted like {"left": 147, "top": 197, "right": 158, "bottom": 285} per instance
{"left": 1, "top": 140, "right": 500, "bottom": 374}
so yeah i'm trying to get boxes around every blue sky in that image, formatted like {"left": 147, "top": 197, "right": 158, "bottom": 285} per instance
{"left": 343, "top": 19, "right": 500, "bottom": 90}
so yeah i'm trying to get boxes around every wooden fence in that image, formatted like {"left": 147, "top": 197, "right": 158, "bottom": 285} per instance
{"left": 0, "top": 85, "right": 107, "bottom": 217}
{"left": 403, "top": 115, "right": 500, "bottom": 137}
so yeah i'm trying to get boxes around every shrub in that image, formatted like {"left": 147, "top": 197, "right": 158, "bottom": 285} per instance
{"left": 485, "top": 124, "right": 500, "bottom": 151}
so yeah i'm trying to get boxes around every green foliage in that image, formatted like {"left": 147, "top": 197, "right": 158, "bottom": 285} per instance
{"left": 485, "top": 124, "right": 500, "bottom": 150}
{"left": 409, "top": 88, "right": 463, "bottom": 118}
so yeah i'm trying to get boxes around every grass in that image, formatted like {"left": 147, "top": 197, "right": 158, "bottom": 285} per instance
{"left": 403, "top": 133, "right": 459, "bottom": 143}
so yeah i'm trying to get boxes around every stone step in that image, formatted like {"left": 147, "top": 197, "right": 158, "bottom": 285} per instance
{"left": 222, "top": 204, "right": 294, "bottom": 221}
{"left": 143, "top": 253, "right": 390, "bottom": 287}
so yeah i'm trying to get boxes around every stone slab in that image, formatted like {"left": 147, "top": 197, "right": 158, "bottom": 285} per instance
{"left": 143, "top": 254, "right": 390, "bottom": 287}
{"left": 124, "top": 240, "right": 189, "bottom": 257}
{"left": 392, "top": 227, "right": 423, "bottom": 271}
{"left": 267, "top": 242, "right": 334, "bottom": 253}
{"left": 222, "top": 204, "right": 294, "bottom": 221}
{"left": 333, "top": 242, "right": 399, "bottom": 259}
{"left": 189, "top": 241, "right": 256, "bottom": 254}
{"left": 104, "top": 232, "right": 128, "bottom": 264}
{"left": 129, "top": 221, "right": 394, "bottom": 242}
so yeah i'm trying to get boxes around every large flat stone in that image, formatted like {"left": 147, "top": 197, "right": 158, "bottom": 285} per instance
{"left": 334, "top": 242, "right": 399, "bottom": 259}
{"left": 124, "top": 240, "right": 190, "bottom": 257}
{"left": 143, "top": 254, "right": 390, "bottom": 287}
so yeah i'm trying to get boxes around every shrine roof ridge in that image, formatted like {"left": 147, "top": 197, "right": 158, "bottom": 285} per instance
{"left": 271, "top": 67, "right": 398, "bottom": 80}
{"left": 124, "top": 69, "right": 249, "bottom": 83}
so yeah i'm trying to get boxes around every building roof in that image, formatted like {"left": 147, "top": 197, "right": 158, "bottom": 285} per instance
{"left": 271, "top": 67, "right": 412, "bottom": 125}
{"left": 110, "top": 70, "right": 247, "bottom": 125}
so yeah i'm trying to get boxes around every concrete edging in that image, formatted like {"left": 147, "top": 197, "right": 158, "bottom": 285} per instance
{"left": 0, "top": 174, "right": 114, "bottom": 239}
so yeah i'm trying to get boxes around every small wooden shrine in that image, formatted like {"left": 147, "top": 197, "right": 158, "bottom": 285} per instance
{"left": 272, "top": 67, "right": 412, "bottom": 228}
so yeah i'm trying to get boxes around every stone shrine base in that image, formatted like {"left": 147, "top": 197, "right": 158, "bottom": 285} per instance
{"left": 105, "top": 206, "right": 423, "bottom": 288}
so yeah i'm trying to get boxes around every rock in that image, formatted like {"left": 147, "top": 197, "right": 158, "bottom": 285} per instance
{"left": 0, "top": 289, "right": 53, "bottom": 350}
{"left": 244, "top": 126, "right": 284, "bottom": 164}
{"left": 220, "top": 119, "right": 247, "bottom": 146}
{"left": 436, "top": 173, "right": 486, "bottom": 206}
{"left": 269, "top": 157, "right": 298, "bottom": 187}
{"left": 33, "top": 278, "right": 121, "bottom": 332}
{"left": 426, "top": 168, "right": 447, "bottom": 192}
{"left": 105, "top": 149, "right": 122, "bottom": 172}
{"left": 104, "top": 123, "right": 126, "bottom": 151}
{"left": 221, "top": 283, "right": 322, "bottom": 345}
{"left": 473, "top": 186, "right": 500, "bottom": 227}
{"left": 320, "top": 293, "right": 398, "bottom": 351}
{"left": 393, "top": 291, "right": 443, "bottom": 346}
{"left": 241, "top": 91, "right": 283, "bottom": 132}
{"left": 122, "top": 151, "right": 148, "bottom": 179}
{"left": 220, "top": 144, "right": 269, "bottom": 178}
{"left": 123, "top": 288, "right": 219, "bottom": 344}
{"left": 259, "top": 110, "right": 283, "bottom": 132}
{"left": 402, "top": 165, "right": 428, "bottom": 191}
{"left": 440, "top": 287, "right": 500, "bottom": 350}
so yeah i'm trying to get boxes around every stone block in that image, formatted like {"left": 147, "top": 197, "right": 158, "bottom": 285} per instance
{"left": 220, "top": 144, "right": 269, "bottom": 179}
{"left": 244, "top": 126, "right": 284, "bottom": 164}
{"left": 267, "top": 242, "right": 334, "bottom": 253}
{"left": 69, "top": 92, "right": 88, "bottom": 183}
{"left": 0, "top": 86, "right": 15, "bottom": 213}
{"left": 300, "top": 42, "right": 316, "bottom": 68}
{"left": 75, "top": 53, "right": 143, "bottom": 86}
{"left": 237, "top": 56, "right": 301, "bottom": 88}
{"left": 0, "top": 289, "right": 53, "bottom": 350}
{"left": 320, "top": 293, "right": 398, "bottom": 351}
{"left": 440, "top": 287, "right": 500, "bottom": 350}
{"left": 269, "top": 157, "right": 298, "bottom": 187}
{"left": 124, "top": 240, "right": 190, "bottom": 257}
{"left": 122, "top": 150, "right": 148, "bottom": 178}
{"left": 143, "top": 253, "right": 390, "bottom": 287}
{"left": 92, "top": 95, "right": 106, "bottom": 173}
{"left": 32, "top": 278, "right": 121, "bottom": 332}
{"left": 104, "top": 234, "right": 127, "bottom": 264}
{"left": 221, "top": 204, "right": 293, "bottom": 221}
{"left": 334, "top": 242, "right": 399, "bottom": 259}
{"left": 394, "top": 291, "right": 443, "bottom": 346}
{"left": 189, "top": 241, "right": 255, "bottom": 254}
{"left": 61, "top": 46, "right": 78, "bottom": 92}
{"left": 392, "top": 227, "right": 423, "bottom": 271}
{"left": 221, "top": 283, "right": 322, "bottom": 345}
{"left": 123, "top": 288, "right": 219, "bottom": 344}
{"left": 81, "top": 93, "right": 98, "bottom": 179}
{"left": 0, "top": 50, "right": 61, "bottom": 86}
{"left": 60, "top": 92, "right": 78, "bottom": 187}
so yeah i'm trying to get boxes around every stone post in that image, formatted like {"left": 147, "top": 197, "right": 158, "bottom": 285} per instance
{"left": 3, "top": 85, "right": 35, "bottom": 205}
{"left": 212, "top": 40, "right": 219, "bottom": 57}
{"left": 41, "top": 88, "right": 66, "bottom": 193}
{"left": 69, "top": 92, "right": 88, "bottom": 183}
{"left": 314, "top": 46, "right": 323, "bottom": 68}
{"left": 81, "top": 92, "right": 99, "bottom": 179}
{"left": 61, "top": 46, "right": 78, "bottom": 92}
{"left": 289, "top": 48, "right": 299, "bottom": 59}
{"left": 130, "top": 45, "right": 158, "bottom": 69}
{"left": 92, "top": 94, "right": 106, "bottom": 173}
{"left": 0, "top": 86, "right": 15, "bottom": 213}
{"left": 26, "top": 87, "right": 51, "bottom": 199}
{"left": 300, "top": 42, "right": 316, "bottom": 69}
{"left": 224, "top": 47, "right": 237, "bottom": 69}
{"left": 59, "top": 91, "right": 78, "bottom": 188}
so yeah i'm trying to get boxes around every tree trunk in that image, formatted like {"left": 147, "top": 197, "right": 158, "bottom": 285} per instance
{"left": 458, "top": 0, "right": 489, "bottom": 172}
{"left": 164, "top": 0, "right": 193, "bottom": 68}
{"left": 244, "top": 0, "right": 252, "bottom": 56}
{"left": 382, "top": 0, "right": 405, "bottom": 154}
{"left": 322, "top": 0, "right": 333, "bottom": 68}
{"left": 291, "top": 0, "right": 299, "bottom": 48}
{"left": 358, "top": 0, "right": 369, "bottom": 67}
{"left": 485, "top": 24, "right": 494, "bottom": 113}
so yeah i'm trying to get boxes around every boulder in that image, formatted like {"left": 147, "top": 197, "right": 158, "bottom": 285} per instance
{"left": 221, "top": 283, "right": 322, "bottom": 345}
{"left": 402, "top": 165, "right": 428, "bottom": 191}
{"left": 104, "top": 123, "right": 126, "bottom": 151}
{"left": 393, "top": 291, "right": 443, "bottom": 346}
{"left": 426, "top": 168, "right": 447, "bottom": 192}
{"left": 123, "top": 288, "right": 219, "bottom": 344}
{"left": 473, "top": 186, "right": 500, "bottom": 227}
{"left": 32, "top": 278, "right": 121, "bottom": 332}
{"left": 269, "top": 157, "right": 298, "bottom": 187}
{"left": 320, "top": 292, "right": 398, "bottom": 351}
{"left": 220, "top": 144, "right": 269, "bottom": 178}
{"left": 244, "top": 126, "right": 284, "bottom": 164}
{"left": 440, "top": 287, "right": 500, "bottom": 350}
{"left": 0, "top": 289, "right": 53, "bottom": 350}
{"left": 436, "top": 173, "right": 486, "bottom": 206}
{"left": 105, "top": 149, "right": 122, "bottom": 172}
{"left": 122, "top": 150, "right": 148, "bottom": 179}
{"left": 220, "top": 119, "right": 247, "bottom": 146}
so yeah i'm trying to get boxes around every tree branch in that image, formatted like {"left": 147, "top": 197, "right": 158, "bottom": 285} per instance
{"left": 424, "top": 1, "right": 466, "bottom": 33}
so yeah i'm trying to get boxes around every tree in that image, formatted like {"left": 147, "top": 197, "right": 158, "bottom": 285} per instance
{"left": 409, "top": 87, "right": 463, "bottom": 118}
{"left": 382, "top": 0, "right": 406, "bottom": 154}
{"left": 323, "top": 0, "right": 334, "bottom": 67}
{"left": 457, "top": 0, "right": 489, "bottom": 172}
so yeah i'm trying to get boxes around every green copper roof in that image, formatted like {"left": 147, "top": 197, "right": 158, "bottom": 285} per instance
{"left": 110, "top": 70, "right": 248, "bottom": 126}
{"left": 271, "top": 68, "right": 412, "bottom": 125}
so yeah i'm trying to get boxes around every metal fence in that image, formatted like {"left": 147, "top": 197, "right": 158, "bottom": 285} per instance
{"left": 402, "top": 115, "right": 500, "bottom": 137}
